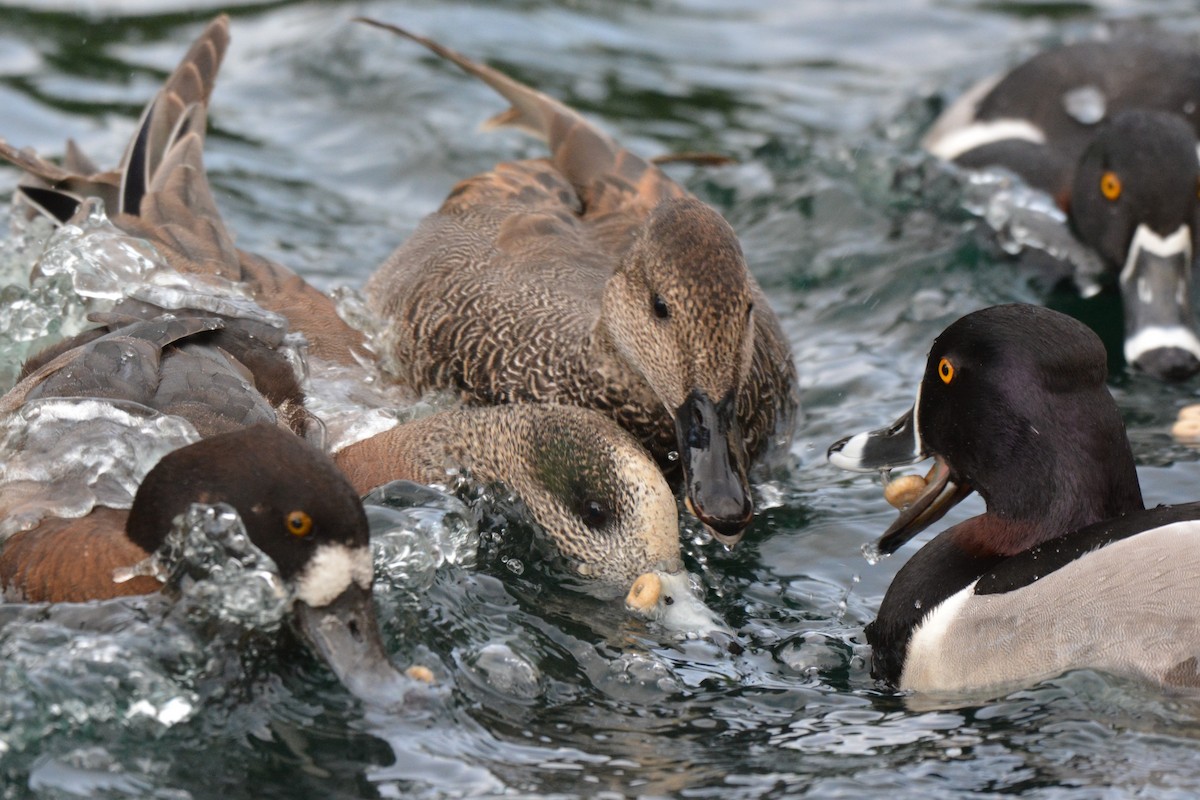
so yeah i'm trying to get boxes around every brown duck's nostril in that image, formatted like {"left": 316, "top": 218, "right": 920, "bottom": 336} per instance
{"left": 347, "top": 618, "right": 363, "bottom": 643}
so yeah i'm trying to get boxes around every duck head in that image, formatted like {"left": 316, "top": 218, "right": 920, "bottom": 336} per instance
{"left": 1068, "top": 109, "right": 1200, "bottom": 381}
{"left": 602, "top": 197, "right": 757, "bottom": 545}
{"left": 828, "top": 304, "right": 1144, "bottom": 555}
{"left": 126, "top": 423, "right": 406, "bottom": 701}
{"left": 481, "top": 406, "right": 684, "bottom": 591}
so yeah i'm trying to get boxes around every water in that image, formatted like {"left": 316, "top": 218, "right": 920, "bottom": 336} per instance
{"left": 4, "top": 0, "right": 1200, "bottom": 797}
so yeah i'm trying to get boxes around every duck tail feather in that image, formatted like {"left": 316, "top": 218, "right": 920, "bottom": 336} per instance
{"left": 119, "top": 14, "right": 230, "bottom": 216}
{"left": 356, "top": 17, "right": 626, "bottom": 193}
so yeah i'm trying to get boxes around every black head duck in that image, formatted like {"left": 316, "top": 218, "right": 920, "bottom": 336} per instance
{"left": 924, "top": 38, "right": 1200, "bottom": 381}
{"left": 0, "top": 422, "right": 408, "bottom": 703}
{"left": 357, "top": 19, "right": 799, "bottom": 546}
{"left": 829, "top": 304, "right": 1200, "bottom": 695}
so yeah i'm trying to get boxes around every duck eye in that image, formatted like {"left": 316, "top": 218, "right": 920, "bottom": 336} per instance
{"left": 652, "top": 294, "right": 670, "bottom": 320}
{"left": 286, "top": 510, "right": 313, "bottom": 537}
{"left": 581, "top": 499, "right": 610, "bottom": 529}
{"left": 937, "top": 357, "right": 955, "bottom": 385}
{"left": 1100, "top": 171, "right": 1122, "bottom": 202}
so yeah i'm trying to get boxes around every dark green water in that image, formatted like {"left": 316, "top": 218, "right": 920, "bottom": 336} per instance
{"left": 4, "top": 0, "right": 1200, "bottom": 797}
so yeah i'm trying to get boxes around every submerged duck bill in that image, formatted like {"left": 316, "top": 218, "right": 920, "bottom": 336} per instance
{"left": 675, "top": 389, "right": 752, "bottom": 546}
{"left": 291, "top": 582, "right": 410, "bottom": 707}
{"left": 1120, "top": 224, "right": 1200, "bottom": 382}
{"left": 875, "top": 456, "right": 972, "bottom": 555}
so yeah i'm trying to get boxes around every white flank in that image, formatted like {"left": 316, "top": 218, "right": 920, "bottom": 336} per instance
{"left": 293, "top": 544, "right": 373, "bottom": 607}
{"left": 902, "top": 581, "right": 978, "bottom": 690}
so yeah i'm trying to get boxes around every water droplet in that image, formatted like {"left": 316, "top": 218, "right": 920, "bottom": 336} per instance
{"left": 914, "top": 599, "right": 923, "bottom": 609}
{"left": 860, "top": 541, "right": 884, "bottom": 566}
{"left": 666, "top": 450, "right": 679, "bottom": 462}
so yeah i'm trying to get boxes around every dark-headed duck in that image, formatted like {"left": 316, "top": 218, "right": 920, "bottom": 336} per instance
{"left": 924, "top": 38, "right": 1200, "bottom": 381}
{"left": 0, "top": 422, "right": 406, "bottom": 703}
{"left": 355, "top": 19, "right": 798, "bottom": 546}
{"left": 829, "top": 303, "right": 1200, "bottom": 694}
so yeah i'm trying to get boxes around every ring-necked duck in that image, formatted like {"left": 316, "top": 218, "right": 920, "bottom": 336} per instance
{"left": 336, "top": 404, "right": 683, "bottom": 589}
{"left": 356, "top": 19, "right": 799, "bottom": 546}
{"left": 828, "top": 303, "right": 1200, "bottom": 694}
{"left": 924, "top": 39, "right": 1200, "bottom": 382}
{"left": 0, "top": 15, "right": 368, "bottom": 367}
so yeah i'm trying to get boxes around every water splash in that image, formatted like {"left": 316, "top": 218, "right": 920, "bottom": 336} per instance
{"left": 1062, "top": 85, "right": 1106, "bottom": 125}
{"left": 961, "top": 170, "right": 1108, "bottom": 295}
{"left": 364, "top": 480, "right": 480, "bottom": 595}
{"left": 860, "top": 541, "right": 886, "bottom": 566}
{"left": 151, "top": 503, "right": 292, "bottom": 632}
{"left": 0, "top": 398, "right": 199, "bottom": 538}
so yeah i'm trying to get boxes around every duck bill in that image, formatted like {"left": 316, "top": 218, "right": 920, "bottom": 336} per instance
{"left": 675, "top": 388, "right": 752, "bottom": 547}
{"left": 875, "top": 456, "right": 972, "bottom": 555}
{"left": 1119, "top": 223, "right": 1200, "bottom": 381}
{"left": 827, "top": 406, "right": 924, "bottom": 473}
{"left": 292, "top": 582, "right": 410, "bottom": 706}
{"left": 827, "top": 405, "right": 973, "bottom": 555}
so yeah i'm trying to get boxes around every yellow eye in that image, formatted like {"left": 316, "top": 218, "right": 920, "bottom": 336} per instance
{"left": 1100, "top": 171, "right": 1122, "bottom": 201}
{"left": 286, "top": 510, "right": 313, "bottom": 537}
{"left": 938, "top": 357, "right": 955, "bottom": 384}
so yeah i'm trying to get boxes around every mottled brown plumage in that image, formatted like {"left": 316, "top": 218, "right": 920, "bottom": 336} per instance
{"left": 336, "top": 404, "right": 682, "bottom": 586}
{"left": 359, "top": 20, "right": 799, "bottom": 545}
{"left": 0, "top": 15, "right": 367, "bottom": 367}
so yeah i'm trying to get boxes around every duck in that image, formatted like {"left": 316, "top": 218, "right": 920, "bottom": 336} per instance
{"left": 0, "top": 15, "right": 369, "bottom": 368}
{"left": 0, "top": 420, "right": 407, "bottom": 703}
{"left": 0, "top": 18, "right": 412, "bottom": 702}
{"left": 923, "top": 38, "right": 1200, "bottom": 382}
{"left": 827, "top": 303, "right": 1200, "bottom": 694}
{"left": 356, "top": 19, "right": 799, "bottom": 546}
{"left": 335, "top": 403, "right": 683, "bottom": 590}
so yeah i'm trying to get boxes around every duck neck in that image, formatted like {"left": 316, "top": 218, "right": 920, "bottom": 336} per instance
{"left": 972, "top": 438, "right": 1144, "bottom": 556}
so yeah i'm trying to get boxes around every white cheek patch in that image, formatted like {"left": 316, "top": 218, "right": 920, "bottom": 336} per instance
{"left": 293, "top": 544, "right": 373, "bottom": 607}
{"left": 925, "top": 118, "right": 1046, "bottom": 161}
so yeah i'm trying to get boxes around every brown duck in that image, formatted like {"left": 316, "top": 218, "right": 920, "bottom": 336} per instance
{"left": 358, "top": 20, "right": 799, "bottom": 546}
{"left": 0, "top": 15, "right": 367, "bottom": 368}
{"left": 336, "top": 403, "right": 683, "bottom": 589}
